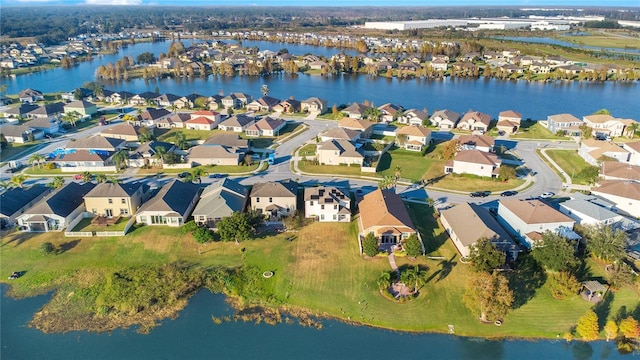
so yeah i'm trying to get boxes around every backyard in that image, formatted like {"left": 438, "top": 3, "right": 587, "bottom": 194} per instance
{"left": 510, "top": 121, "right": 569, "bottom": 140}
{"left": 69, "top": 216, "right": 130, "bottom": 233}
{"left": 543, "top": 149, "right": 596, "bottom": 185}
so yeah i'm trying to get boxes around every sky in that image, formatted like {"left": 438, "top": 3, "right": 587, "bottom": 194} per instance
{"left": 1, "top": 0, "right": 639, "bottom": 6}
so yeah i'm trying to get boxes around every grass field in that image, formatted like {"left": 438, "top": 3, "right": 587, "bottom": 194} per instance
{"left": 70, "top": 217, "right": 130, "bottom": 233}
{"left": 562, "top": 34, "right": 640, "bottom": 49}
{"left": 298, "top": 161, "right": 364, "bottom": 177}
{"left": 0, "top": 142, "right": 41, "bottom": 162}
{"left": 430, "top": 175, "right": 525, "bottom": 192}
{"left": 510, "top": 122, "right": 568, "bottom": 140}
{"left": 544, "top": 149, "right": 595, "bottom": 185}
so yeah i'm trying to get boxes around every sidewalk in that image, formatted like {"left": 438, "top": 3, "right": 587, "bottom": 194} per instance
{"left": 539, "top": 148, "right": 591, "bottom": 194}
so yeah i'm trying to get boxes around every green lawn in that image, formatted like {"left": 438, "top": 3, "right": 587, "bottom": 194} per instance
{"left": 24, "top": 167, "right": 63, "bottom": 175}
{"left": 430, "top": 174, "right": 525, "bottom": 192}
{"left": 70, "top": 217, "right": 130, "bottom": 233}
{"left": 298, "top": 161, "right": 364, "bottom": 177}
{"left": 510, "top": 122, "right": 568, "bottom": 140}
{"left": 0, "top": 142, "right": 41, "bottom": 162}
{"left": 562, "top": 34, "right": 640, "bottom": 49}
{"left": 298, "top": 144, "right": 316, "bottom": 157}
{"left": 136, "top": 163, "right": 259, "bottom": 176}
{"left": 544, "top": 149, "right": 594, "bottom": 185}
{"left": 378, "top": 145, "right": 445, "bottom": 183}
{"left": 157, "top": 128, "right": 219, "bottom": 142}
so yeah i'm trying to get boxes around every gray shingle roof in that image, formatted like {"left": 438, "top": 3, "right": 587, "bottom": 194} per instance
{"left": 85, "top": 182, "right": 142, "bottom": 198}
{"left": 137, "top": 180, "right": 200, "bottom": 215}
{"left": 192, "top": 178, "right": 248, "bottom": 219}
{"left": 0, "top": 185, "right": 50, "bottom": 217}
{"left": 24, "top": 182, "right": 96, "bottom": 217}
{"left": 250, "top": 180, "right": 298, "bottom": 198}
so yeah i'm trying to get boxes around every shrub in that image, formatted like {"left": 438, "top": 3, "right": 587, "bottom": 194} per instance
{"left": 39, "top": 242, "right": 56, "bottom": 255}
{"left": 362, "top": 233, "right": 379, "bottom": 257}
{"left": 547, "top": 271, "right": 581, "bottom": 299}
{"left": 404, "top": 234, "right": 422, "bottom": 257}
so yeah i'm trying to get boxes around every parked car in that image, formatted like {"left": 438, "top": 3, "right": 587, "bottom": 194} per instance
{"left": 178, "top": 172, "right": 189, "bottom": 178}
{"left": 540, "top": 192, "right": 555, "bottom": 199}
{"left": 501, "top": 190, "right": 518, "bottom": 197}
{"left": 470, "top": 191, "right": 491, "bottom": 198}
{"left": 73, "top": 174, "right": 83, "bottom": 180}
{"left": 208, "top": 173, "right": 227, "bottom": 179}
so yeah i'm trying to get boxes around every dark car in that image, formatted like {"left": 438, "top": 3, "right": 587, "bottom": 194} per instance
{"left": 470, "top": 191, "right": 491, "bottom": 197}
{"left": 178, "top": 172, "right": 189, "bottom": 178}
{"left": 501, "top": 190, "right": 518, "bottom": 197}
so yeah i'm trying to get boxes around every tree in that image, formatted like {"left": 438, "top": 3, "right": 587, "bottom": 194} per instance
{"left": 576, "top": 309, "right": 600, "bottom": 341}
{"left": 531, "top": 231, "right": 578, "bottom": 272}
{"left": 579, "top": 124, "right": 593, "bottom": 140}
{"left": 243, "top": 153, "right": 253, "bottom": 166}
{"left": 441, "top": 140, "right": 459, "bottom": 160}
{"left": 547, "top": 271, "right": 581, "bottom": 299}
{"left": 610, "top": 263, "right": 636, "bottom": 288}
{"left": 46, "top": 176, "right": 65, "bottom": 189}
{"left": 193, "top": 226, "right": 214, "bottom": 244}
{"left": 586, "top": 225, "right": 627, "bottom": 264}
{"left": 0, "top": 133, "right": 8, "bottom": 150}
{"left": 136, "top": 51, "right": 156, "bottom": 64}
{"left": 81, "top": 171, "right": 92, "bottom": 183}
{"left": 217, "top": 211, "right": 258, "bottom": 244}
{"left": 605, "top": 320, "right": 619, "bottom": 342}
{"left": 498, "top": 166, "right": 516, "bottom": 181}
{"left": 10, "top": 174, "right": 27, "bottom": 188}
{"left": 112, "top": 149, "right": 129, "bottom": 171}
{"left": 404, "top": 234, "right": 423, "bottom": 257}
{"left": 396, "top": 134, "right": 408, "bottom": 146}
{"left": 463, "top": 272, "right": 513, "bottom": 322}
{"left": 377, "top": 176, "right": 395, "bottom": 190}
{"left": 628, "top": 122, "right": 639, "bottom": 139}
{"left": 619, "top": 317, "right": 640, "bottom": 340}
{"left": 377, "top": 271, "right": 392, "bottom": 291}
{"left": 39, "top": 242, "right": 56, "bottom": 255}
{"left": 153, "top": 146, "right": 167, "bottom": 167}
{"left": 138, "top": 127, "right": 154, "bottom": 142}
{"left": 401, "top": 264, "right": 428, "bottom": 293}
{"left": 173, "top": 131, "right": 189, "bottom": 150}
{"left": 28, "top": 153, "right": 46, "bottom": 169}
{"left": 62, "top": 111, "right": 81, "bottom": 128}
{"left": 260, "top": 84, "right": 269, "bottom": 96}
{"left": 469, "top": 238, "right": 506, "bottom": 273}
{"left": 362, "top": 232, "right": 379, "bottom": 257}
{"left": 95, "top": 173, "right": 107, "bottom": 183}
{"left": 593, "top": 108, "right": 611, "bottom": 115}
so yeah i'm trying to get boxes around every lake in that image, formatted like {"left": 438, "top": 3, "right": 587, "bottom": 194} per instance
{"left": 1, "top": 41, "right": 639, "bottom": 119}
{"left": 1, "top": 285, "right": 629, "bottom": 360}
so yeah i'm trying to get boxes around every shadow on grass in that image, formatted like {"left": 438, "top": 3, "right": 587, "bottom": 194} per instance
{"left": 57, "top": 239, "right": 81, "bottom": 254}
{"left": 405, "top": 202, "right": 447, "bottom": 254}
{"left": 593, "top": 291, "right": 614, "bottom": 331}
{"left": 377, "top": 152, "right": 391, "bottom": 173}
{"left": 507, "top": 254, "right": 547, "bottom": 309}
{"left": 426, "top": 254, "right": 458, "bottom": 283}
{"left": 1, "top": 231, "right": 38, "bottom": 248}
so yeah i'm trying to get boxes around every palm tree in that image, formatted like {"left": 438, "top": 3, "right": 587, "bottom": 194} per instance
{"left": 629, "top": 122, "right": 639, "bottom": 140}
{"left": 377, "top": 271, "right": 392, "bottom": 291}
{"left": 153, "top": 146, "right": 167, "bottom": 167}
{"left": 112, "top": 150, "right": 129, "bottom": 171}
{"left": 28, "top": 153, "right": 46, "bottom": 169}
{"left": 192, "top": 168, "right": 208, "bottom": 183}
{"left": 95, "top": 173, "right": 107, "bottom": 183}
{"left": 47, "top": 176, "right": 65, "bottom": 189}
{"left": 394, "top": 165, "right": 402, "bottom": 184}
{"left": 81, "top": 171, "right": 92, "bottom": 182}
{"left": 174, "top": 131, "right": 189, "bottom": 150}
{"left": 62, "top": 111, "right": 81, "bottom": 128}
{"left": 10, "top": 174, "right": 27, "bottom": 188}
{"left": 378, "top": 175, "right": 395, "bottom": 190}
{"left": 260, "top": 84, "right": 269, "bottom": 96}
{"left": 182, "top": 172, "right": 195, "bottom": 183}
{"left": 106, "top": 176, "right": 121, "bottom": 184}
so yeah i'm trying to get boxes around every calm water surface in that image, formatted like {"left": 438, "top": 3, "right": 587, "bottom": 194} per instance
{"left": 0, "top": 285, "right": 629, "bottom": 360}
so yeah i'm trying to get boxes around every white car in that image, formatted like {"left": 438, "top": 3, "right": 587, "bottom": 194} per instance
{"left": 540, "top": 192, "right": 555, "bottom": 199}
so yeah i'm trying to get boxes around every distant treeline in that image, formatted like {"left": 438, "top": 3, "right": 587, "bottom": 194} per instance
{"left": 1, "top": 6, "right": 638, "bottom": 46}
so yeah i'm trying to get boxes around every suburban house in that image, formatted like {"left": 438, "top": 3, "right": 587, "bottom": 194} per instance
{"left": 304, "top": 186, "right": 351, "bottom": 222}
{"left": 396, "top": 125, "right": 432, "bottom": 152}
{"left": 191, "top": 110, "right": 222, "bottom": 126}
{"left": 546, "top": 113, "right": 583, "bottom": 136}
{"left": 83, "top": 182, "right": 146, "bottom": 218}
{"left": 218, "top": 114, "right": 256, "bottom": 132}
{"left": 27, "top": 102, "right": 65, "bottom": 119}
{"left": 187, "top": 144, "right": 240, "bottom": 166}
{"left": 245, "top": 117, "right": 286, "bottom": 137}
{"left": 399, "top": 109, "right": 428, "bottom": 126}
{"left": 457, "top": 111, "right": 492, "bottom": 133}
{"left": 338, "top": 117, "right": 374, "bottom": 137}
{"left": 319, "top": 127, "right": 361, "bottom": 143}
{"left": 16, "top": 182, "right": 96, "bottom": 232}
{"left": 430, "top": 109, "right": 460, "bottom": 130}
{"left": 246, "top": 96, "right": 280, "bottom": 112}
{"left": 600, "top": 161, "right": 640, "bottom": 182}
{"left": 130, "top": 92, "right": 158, "bottom": 106}
{"left": 623, "top": 141, "right": 640, "bottom": 166}
{"left": 63, "top": 100, "right": 98, "bottom": 117}
{"left": 221, "top": 93, "right": 252, "bottom": 109}
{"left": 4, "top": 103, "right": 39, "bottom": 118}
{"left": 440, "top": 202, "right": 519, "bottom": 261}
{"left": 582, "top": 114, "right": 623, "bottom": 138}
{"left": 19, "top": 88, "right": 44, "bottom": 103}
{"left": 496, "top": 110, "right": 522, "bottom": 134}
{"left": 357, "top": 188, "right": 416, "bottom": 245}
{"left": 156, "top": 113, "right": 190, "bottom": 129}
{"left": 154, "top": 93, "right": 181, "bottom": 107}
{"left": 130, "top": 141, "right": 177, "bottom": 167}
{"left": 100, "top": 122, "right": 144, "bottom": 143}
{"left": 185, "top": 116, "right": 217, "bottom": 131}
{"left": 68, "top": 135, "right": 126, "bottom": 151}
{"left": 250, "top": 180, "right": 298, "bottom": 219}
{"left": 192, "top": 178, "right": 248, "bottom": 228}
{"left": 317, "top": 139, "right": 364, "bottom": 166}
{"left": 0, "top": 124, "right": 43, "bottom": 143}
{"left": 174, "top": 93, "right": 200, "bottom": 109}
{"left": 301, "top": 97, "right": 327, "bottom": 114}
{"left": 0, "top": 185, "right": 51, "bottom": 229}
{"left": 273, "top": 97, "right": 301, "bottom": 114}
{"left": 458, "top": 134, "right": 495, "bottom": 153}
{"left": 135, "top": 180, "right": 200, "bottom": 227}
{"left": 105, "top": 91, "right": 136, "bottom": 104}
{"left": 342, "top": 103, "right": 370, "bottom": 119}
{"left": 444, "top": 150, "right": 501, "bottom": 178}
{"left": 590, "top": 180, "right": 640, "bottom": 218}
{"left": 136, "top": 108, "right": 172, "bottom": 127}
{"left": 202, "top": 133, "right": 249, "bottom": 152}
{"left": 559, "top": 193, "right": 628, "bottom": 228}
{"left": 23, "top": 118, "right": 60, "bottom": 135}
{"left": 497, "top": 199, "right": 577, "bottom": 249}
{"left": 378, "top": 103, "right": 403, "bottom": 123}
{"left": 51, "top": 150, "right": 115, "bottom": 168}
{"left": 578, "top": 139, "right": 630, "bottom": 166}
{"left": 430, "top": 58, "right": 449, "bottom": 71}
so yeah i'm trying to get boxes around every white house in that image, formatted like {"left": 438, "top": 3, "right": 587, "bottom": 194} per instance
{"left": 429, "top": 109, "right": 460, "bottom": 130}
{"left": 135, "top": 180, "right": 200, "bottom": 227}
{"left": 218, "top": 115, "right": 255, "bottom": 132}
{"left": 304, "top": 186, "right": 351, "bottom": 222}
{"left": 559, "top": 193, "right": 626, "bottom": 227}
{"left": 244, "top": 117, "right": 286, "bottom": 137}
{"left": 591, "top": 180, "right": 640, "bottom": 218}
{"left": 444, "top": 150, "right": 501, "bottom": 178}
{"left": 579, "top": 139, "right": 630, "bottom": 165}
{"left": 623, "top": 141, "right": 640, "bottom": 166}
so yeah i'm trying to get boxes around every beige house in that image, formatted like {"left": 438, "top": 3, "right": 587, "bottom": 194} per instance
{"left": 430, "top": 109, "right": 460, "bottom": 130}
{"left": 250, "top": 180, "right": 298, "bottom": 219}
{"left": 440, "top": 202, "right": 519, "bottom": 261}
{"left": 84, "top": 182, "right": 146, "bottom": 218}
{"left": 316, "top": 139, "right": 364, "bottom": 166}
{"left": 187, "top": 144, "right": 239, "bottom": 166}
{"left": 399, "top": 109, "right": 428, "bottom": 126}
{"left": 582, "top": 114, "right": 635, "bottom": 138}
{"left": 185, "top": 116, "right": 217, "bottom": 131}
{"left": 578, "top": 139, "right": 630, "bottom": 165}
{"left": 457, "top": 111, "right": 492, "bottom": 133}
{"left": 396, "top": 125, "right": 432, "bottom": 152}
{"left": 496, "top": 110, "right": 522, "bottom": 134}
{"left": 100, "top": 123, "right": 143, "bottom": 143}
{"left": 357, "top": 188, "right": 416, "bottom": 245}
{"left": 301, "top": 97, "right": 328, "bottom": 114}
{"left": 546, "top": 113, "right": 583, "bottom": 136}
{"left": 338, "top": 117, "right": 374, "bottom": 138}
{"left": 458, "top": 134, "right": 495, "bottom": 153}
{"left": 319, "top": 127, "right": 361, "bottom": 142}
{"left": 600, "top": 161, "right": 640, "bottom": 182}
{"left": 135, "top": 180, "right": 200, "bottom": 227}
{"left": 444, "top": 150, "right": 501, "bottom": 178}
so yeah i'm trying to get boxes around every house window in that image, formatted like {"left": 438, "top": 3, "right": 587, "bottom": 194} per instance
{"left": 310, "top": 201, "right": 314, "bottom": 205}
{"left": 120, "top": 208, "right": 129, "bottom": 215}
{"left": 321, "top": 205, "right": 325, "bottom": 210}
{"left": 121, "top": 198, "right": 126, "bottom": 204}
{"left": 256, "top": 197, "right": 260, "bottom": 203}
{"left": 108, "top": 198, "right": 113, "bottom": 204}
{"left": 320, "top": 214, "right": 325, "bottom": 220}
{"left": 269, "top": 197, "right": 273, "bottom": 202}
{"left": 334, "top": 205, "right": 338, "bottom": 210}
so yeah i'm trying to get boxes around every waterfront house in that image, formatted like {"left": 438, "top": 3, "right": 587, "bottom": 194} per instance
{"left": 496, "top": 110, "right": 522, "bottom": 134}
{"left": 63, "top": 100, "right": 98, "bottom": 117}
{"left": 623, "top": 141, "right": 640, "bottom": 166}
{"left": 444, "top": 150, "right": 501, "bottom": 178}
{"left": 582, "top": 114, "right": 634, "bottom": 138}
{"left": 246, "top": 96, "right": 280, "bottom": 112}
{"left": 458, "top": 134, "right": 495, "bottom": 153}
{"left": 378, "top": 103, "right": 403, "bottom": 123}
{"left": 221, "top": 92, "right": 252, "bottom": 109}
{"left": 600, "top": 161, "right": 640, "bottom": 182}
{"left": 440, "top": 202, "right": 519, "bottom": 261}
{"left": 187, "top": 144, "right": 239, "bottom": 166}
{"left": 16, "top": 182, "right": 96, "bottom": 232}
{"left": 154, "top": 93, "right": 181, "bottom": 108}
{"left": 457, "top": 111, "right": 492, "bottom": 133}
{"left": 497, "top": 199, "right": 577, "bottom": 249}
{"left": 218, "top": 114, "right": 256, "bottom": 132}
{"left": 245, "top": 117, "right": 286, "bottom": 137}
{"left": 273, "top": 97, "right": 301, "bottom": 113}
{"left": 130, "top": 92, "right": 158, "bottom": 106}
{"left": 84, "top": 182, "right": 146, "bottom": 218}
{"left": 338, "top": 118, "right": 374, "bottom": 138}
{"left": 0, "top": 185, "right": 51, "bottom": 229}
{"left": 342, "top": 103, "right": 370, "bottom": 119}
{"left": 316, "top": 139, "right": 364, "bottom": 166}
{"left": 301, "top": 97, "right": 328, "bottom": 114}
{"left": 304, "top": 186, "right": 351, "bottom": 222}
{"left": 590, "top": 180, "right": 640, "bottom": 218}
{"left": 357, "top": 188, "right": 416, "bottom": 245}
{"left": 135, "top": 180, "right": 200, "bottom": 227}
{"left": 429, "top": 109, "right": 460, "bottom": 130}
{"left": 250, "top": 180, "right": 298, "bottom": 219}
{"left": 192, "top": 178, "right": 248, "bottom": 228}
{"left": 3, "top": 103, "right": 39, "bottom": 118}
{"left": 105, "top": 91, "right": 135, "bottom": 104}
{"left": 396, "top": 125, "right": 432, "bottom": 152}
{"left": 578, "top": 139, "right": 630, "bottom": 166}
{"left": 174, "top": 93, "right": 200, "bottom": 109}
{"left": 399, "top": 109, "right": 428, "bottom": 126}
{"left": 546, "top": 113, "right": 582, "bottom": 136}
{"left": 430, "top": 58, "right": 448, "bottom": 71}
{"left": 18, "top": 88, "right": 44, "bottom": 103}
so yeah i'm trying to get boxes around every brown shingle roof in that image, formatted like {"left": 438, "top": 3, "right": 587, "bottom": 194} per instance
{"left": 458, "top": 134, "right": 495, "bottom": 148}
{"left": 454, "top": 150, "right": 499, "bottom": 166}
{"left": 499, "top": 199, "right": 573, "bottom": 224}
{"left": 601, "top": 161, "right": 640, "bottom": 181}
{"left": 499, "top": 110, "right": 522, "bottom": 119}
{"left": 397, "top": 125, "right": 431, "bottom": 137}
{"left": 338, "top": 117, "right": 374, "bottom": 131}
{"left": 440, "top": 202, "right": 514, "bottom": 248}
{"left": 549, "top": 113, "right": 581, "bottom": 124}
{"left": 100, "top": 123, "right": 140, "bottom": 137}
{"left": 592, "top": 180, "right": 640, "bottom": 201}
{"left": 250, "top": 180, "right": 298, "bottom": 198}
{"left": 358, "top": 189, "right": 415, "bottom": 233}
